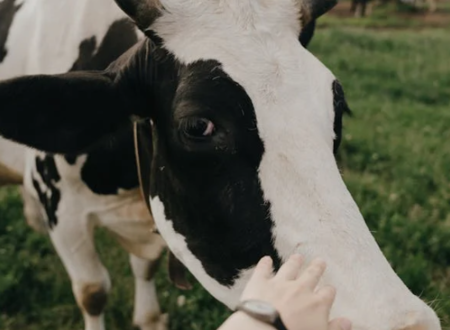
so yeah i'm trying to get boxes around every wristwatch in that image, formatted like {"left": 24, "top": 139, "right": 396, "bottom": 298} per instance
{"left": 235, "top": 300, "right": 288, "bottom": 330}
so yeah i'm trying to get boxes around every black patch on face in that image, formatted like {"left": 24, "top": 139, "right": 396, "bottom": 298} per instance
{"left": 332, "top": 80, "right": 351, "bottom": 153}
{"left": 32, "top": 155, "right": 61, "bottom": 229}
{"left": 127, "top": 44, "right": 282, "bottom": 286}
{"left": 0, "top": 0, "right": 22, "bottom": 63}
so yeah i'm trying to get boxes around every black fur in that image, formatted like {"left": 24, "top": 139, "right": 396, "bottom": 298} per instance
{"left": 0, "top": 71, "right": 131, "bottom": 154}
{"left": 70, "top": 18, "right": 138, "bottom": 71}
{"left": 64, "top": 155, "right": 77, "bottom": 165}
{"left": 32, "top": 155, "right": 61, "bottom": 229}
{"left": 299, "top": 20, "right": 316, "bottom": 48}
{"left": 332, "top": 80, "right": 351, "bottom": 153}
{"left": 0, "top": 0, "right": 22, "bottom": 63}
{"left": 79, "top": 124, "right": 138, "bottom": 194}
{"left": 304, "top": 0, "right": 338, "bottom": 22}
{"left": 113, "top": 0, "right": 163, "bottom": 31}
{"left": 0, "top": 17, "right": 140, "bottom": 154}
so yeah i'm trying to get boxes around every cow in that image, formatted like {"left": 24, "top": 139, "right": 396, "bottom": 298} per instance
{"left": 398, "top": 0, "right": 437, "bottom": 12}
{"left": 351, "top": 0, "right": 437, "bottom": 18}
{"left": 0, "top": 0, "right": 442, "bottom": 330}
{"left": 0, "top": 0, "right": 319, "bottom": 329}
{"left": 350, "top": 0, "right": 372, "bottom": 17}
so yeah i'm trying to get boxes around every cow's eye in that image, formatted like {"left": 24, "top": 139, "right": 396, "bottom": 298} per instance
{"left": 182, "top": 118, "right": 215, "bottom": 139}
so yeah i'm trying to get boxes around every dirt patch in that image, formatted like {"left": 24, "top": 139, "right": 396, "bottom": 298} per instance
{"left": 329, "top": 1, "right": 357, "bottom": 16}
{"left": 326, "top": 0, "right": 450, "bottom": 28}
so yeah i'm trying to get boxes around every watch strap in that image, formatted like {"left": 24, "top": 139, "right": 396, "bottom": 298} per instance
{"left": 273, "top": 315, "right": 288, "bottom": 330}
{"left": 235, "top": 300, "right": 288, "bottom": 330}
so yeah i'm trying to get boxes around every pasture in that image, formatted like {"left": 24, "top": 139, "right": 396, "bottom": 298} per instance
{"left": 1, "top": 5, "right": 450, "bottom": 330}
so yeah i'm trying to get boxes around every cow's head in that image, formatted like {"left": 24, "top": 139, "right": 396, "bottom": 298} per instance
{"left": 0, "top": 1, "right": 441, "bottom": 329}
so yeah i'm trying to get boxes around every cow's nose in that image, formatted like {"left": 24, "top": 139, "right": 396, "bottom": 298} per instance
{"left": 393, "top": 306, "right": 441, "bottom": 330}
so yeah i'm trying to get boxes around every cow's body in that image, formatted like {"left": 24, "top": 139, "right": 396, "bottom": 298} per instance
{"left": 350, "top": 0, "right": 371, "bottom": 17}
{"left": 0, "top": 1, "right": 167, "bottom": 330}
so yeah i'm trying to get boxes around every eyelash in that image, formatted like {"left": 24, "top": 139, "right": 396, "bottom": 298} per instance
{"left": 181, "top": 117, "right": 216, "bottom": 139}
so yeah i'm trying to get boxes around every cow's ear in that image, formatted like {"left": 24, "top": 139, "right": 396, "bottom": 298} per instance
{"left": 0, "top": 71, "right": 132, "bottom": 154}
{"left": 299, "top": 20, "right": 316, "bottom": 48}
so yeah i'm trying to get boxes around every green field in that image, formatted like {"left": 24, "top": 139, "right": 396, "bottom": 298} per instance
{"left": 1, "top": 16, "right": 450, "bottom": 330}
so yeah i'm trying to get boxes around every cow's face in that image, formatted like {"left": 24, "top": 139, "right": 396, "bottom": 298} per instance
{"left": 140, "top": 16, "right": 345, "bottom": 291}
{"left": 119, "top": 1, "right": 440, "bottom": 329}
{"left": 0, "top": 0, "right": 440, "bottom": 329}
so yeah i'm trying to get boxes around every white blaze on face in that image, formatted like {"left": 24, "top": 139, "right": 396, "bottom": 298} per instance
{"left": 152, "top": 1, "right": 440, "bottom": 329}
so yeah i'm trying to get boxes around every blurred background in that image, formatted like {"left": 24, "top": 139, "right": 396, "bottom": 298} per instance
{"left": 0, "top": 0, "right": 449, "bottom": 329}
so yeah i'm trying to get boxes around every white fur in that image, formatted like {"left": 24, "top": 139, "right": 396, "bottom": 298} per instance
{"left": 0, "top": 0, "right": 132, "bottom": 78}
{"left": 150, "top": 1, "right": 441, "bottom": 330}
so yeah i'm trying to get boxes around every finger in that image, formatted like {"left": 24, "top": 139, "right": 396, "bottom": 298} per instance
{"left": 251, "top": 256, "right": 274, "bottom": 281}
{"left": 275, "top": 254, "right": 303, "bottom": 281}
{"left": 316, "top": 285, "right": 337, "bottom": 312}
{"left": 329, "top": 318, "right": 352, "bottom": 330}
{"left": 296, "top": 258, "right": 327, "bottom": 290}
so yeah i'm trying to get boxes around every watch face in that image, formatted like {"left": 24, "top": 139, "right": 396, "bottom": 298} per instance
{"left": 242, "top": 300, "right": 277, "bottom": 316}
{"left": 237, "top": 300, "right": 284, "bottom": 329}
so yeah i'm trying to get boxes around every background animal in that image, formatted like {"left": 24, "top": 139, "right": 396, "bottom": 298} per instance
{"left": 0, "top": 1, "right": 442, "bottom": 330}
{"left": 399, "top": 0, "right": 437, "bottom": 12}
{"left": 350, "top": 0, "right": 437, "bottom": 17}
{"left": 350, "top": 0, "right": 372, "bottom": 16}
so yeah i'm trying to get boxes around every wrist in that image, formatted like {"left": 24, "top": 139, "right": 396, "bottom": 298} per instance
{"left": 220, "top": 311, "right": 276, "bottom": 330}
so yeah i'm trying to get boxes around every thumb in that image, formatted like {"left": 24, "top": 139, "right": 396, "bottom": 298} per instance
{"left": 251, "top": 256, "right": 274, "bottom": 281}
{"left": 329, "top": 318, "right": 352, "bottom": 330}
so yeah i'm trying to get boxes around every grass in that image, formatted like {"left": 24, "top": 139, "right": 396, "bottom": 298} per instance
{"left": 311, "top": 27, "right": 450, "bottom": 322}
{"left": 1, "top": 21, "right": 450, "bottom": 330}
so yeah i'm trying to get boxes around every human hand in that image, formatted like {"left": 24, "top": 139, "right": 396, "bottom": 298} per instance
{"left": 240, "top": 255, "right": 352, "bottom": 330}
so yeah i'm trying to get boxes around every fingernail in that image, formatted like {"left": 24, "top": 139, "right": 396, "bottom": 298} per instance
{"left": 314, "top": 257, "right": 326, "bottom": 264}
{"left": 313, "top": 258, "right": 327, "bottom": 269}
{"left": 339, "top": 319, "right": 352, "bottom": 330}
{"left": 260, "top": 256, "right": 273, "bottom": 266}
